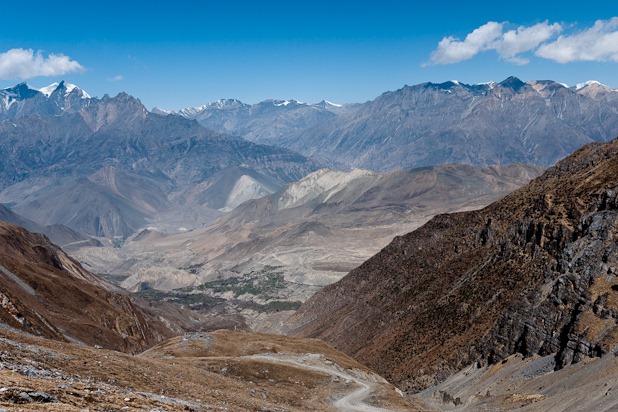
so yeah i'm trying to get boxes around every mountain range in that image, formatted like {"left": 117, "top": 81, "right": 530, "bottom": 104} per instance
{"left": 2, "top": 77, "right": 618, "bottom": 410}
{"left": 160, "top": 77, "right": 618, "bottom": 171}
{"left": 153, "top": 98, "right": 349, "bottom": 151}
{"left": 0, "top": 81, "right": 91, "bottom": 120}
{"left": 2, "top": 77, "right": 617, "bottom": 241}
{"left": 0, "top": 82, "right": 320, "bottom": 239}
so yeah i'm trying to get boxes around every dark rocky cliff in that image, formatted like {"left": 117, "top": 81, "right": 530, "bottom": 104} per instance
{"left": 288, "top": 139, "right": 618, "bottom": 391}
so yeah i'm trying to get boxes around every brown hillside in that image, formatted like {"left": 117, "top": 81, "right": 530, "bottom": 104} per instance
{"left": 288, "top": 139, "right": 618, "bottom": 392}
{"left": 0, "top": 221, "right": 180, "bottom": 353}
{"left": 0, "top": 327, "right": 421, "bottom": 411}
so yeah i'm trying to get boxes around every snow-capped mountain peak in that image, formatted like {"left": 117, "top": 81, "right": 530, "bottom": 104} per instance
{"left": 574, "top": 80, "right": 605, "bottom": 91}
{"left": 39, "top": 81, "right": 91, "bottom": 99}
{"left": 39, "top": 82, "right": 60, "bottom": 97}
{"left": 314, "top": 100, "right": 343, "bottom": 108}
{"left": 474, "top": 81, "right": 496, "bottom": 89}
{"left": 272, "top": 99, "right": 304, "bottom": 107}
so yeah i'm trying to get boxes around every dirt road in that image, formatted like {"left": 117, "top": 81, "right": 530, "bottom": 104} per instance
{"left": 245, "top": 353, "right": 402, "bottom": 411}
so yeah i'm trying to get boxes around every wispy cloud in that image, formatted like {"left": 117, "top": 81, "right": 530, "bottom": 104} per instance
{"left": 0, "top": 48, "right": 85, "bottom": 79}
{"left": 497, "top": 22, "right": 562, "bottom": 64}
{"left": 536, "top": 18, "right": 618, "bottom": 63}
{"left": 427, "top": 20, "right": 562, "bottom": 66}
{"left": 108, "top": 75, "right": 124, "bottom": 82}
{"left": 427, "top": 22, "right": 503, "bottom": 65}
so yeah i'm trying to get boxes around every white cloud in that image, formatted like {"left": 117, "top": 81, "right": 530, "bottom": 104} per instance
{"left": 427, "top": 20, "right": 562, "bottom": 65}
{"left": 108, "top": 75, "right": 124, "bottom": 82}
{"left": 536, "top": 18, "right": 618, "bottom": 63}
{"left": 497, "top": 21, "right": 562, "bottom": 64}
{"left": 428, "top": 22, "right": 503, "bottom": 65}
{"left": 0, "top": 48, "right": 85, "bottom": 80}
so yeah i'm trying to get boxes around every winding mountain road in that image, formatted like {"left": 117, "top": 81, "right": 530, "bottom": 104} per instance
{"left": 244, "top": 353, "right": 400, "bottom": 412}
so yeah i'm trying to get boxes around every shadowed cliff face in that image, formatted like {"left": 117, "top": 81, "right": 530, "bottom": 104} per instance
{"left": 288, "top": 139, "right": 618, "bottom": 392}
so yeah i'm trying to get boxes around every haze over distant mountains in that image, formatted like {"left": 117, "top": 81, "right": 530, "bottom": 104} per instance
{"left": 158, "top": 77, "right": 618, "bottom": 171}
{"left": 0, "top": 82, "right": 320, "bottom": 239}
{"left": 74, "top": 163, "right": 542, "bottom": 332}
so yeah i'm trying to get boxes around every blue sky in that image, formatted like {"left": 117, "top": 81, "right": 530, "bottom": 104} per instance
{"left": 1, "top": 0, "right": 617, "bottom": 109}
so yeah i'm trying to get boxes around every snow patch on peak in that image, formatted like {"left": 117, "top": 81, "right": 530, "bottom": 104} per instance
{"left": 163, "top": 99, "right": 247, "bottom": 118}
{"left": 574, "top": 80, "right": 605, "bottom": 91}
{"left": 273, "top": 99, "right": 304, "bottom": 107}
{"left": 63, "top": 82, "right": 91, "bottom": 98}
{"left": 38, "top": 82, "right": 59, "bottom": 97}
{"left": 177, "top": 105, "right": 209, "bottom": 117}
{"left": 314, "top": 100, "right": 343, "bottom": 108}
{"left": 152, "top": 107, "right": 172, "bottom": 115}
{"left": 474, "top": 81, "right": 496, "bottom": 89}
{"left": 39, "top": 82, "right": 91, "bottom": 99}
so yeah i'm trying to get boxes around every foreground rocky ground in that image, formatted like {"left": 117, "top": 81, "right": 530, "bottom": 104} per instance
{"left": 419, "top": 352, "right": 618, "bottom": 411}
{"left": 0, "top": 327, "right": 421, "bottom": 411}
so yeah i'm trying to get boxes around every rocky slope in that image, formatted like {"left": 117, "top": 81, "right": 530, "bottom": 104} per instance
{"left": 0, "top": 221, "right": 206, "bottom": 353}
{"left": 0, "top": 328, "right": 420, "bottom": 411}
{"left": 0, "top": 83, "right": 320, "bottom": 239}
{"left": 287, "top": 139, "right": 618, "bottom": 392}
{"left": 167, "top": 77, "right": 618, "bottom": 171}
{"left": 418, "top": 352, "right": 618, "bottom": 411}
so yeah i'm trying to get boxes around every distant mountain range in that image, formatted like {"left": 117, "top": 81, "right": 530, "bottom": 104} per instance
{"left": 153, "top": 98, "right": 350, "bottom": 155}
{"left": 0, "top": 81, "right": 91, "bottom": 120}
{"left": 2, "top": 76, "right": 617, "bottom": 241}
{"left": 0, "top": 82, "right": 320, "bottom": 239}
{"left": 158, "top": 77, "right": 618, "bottom": 170}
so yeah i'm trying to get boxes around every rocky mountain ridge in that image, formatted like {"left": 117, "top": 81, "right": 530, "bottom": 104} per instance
{"left": 154, "top": 97, "right": 350, "bottom": 154}
{"left": 162, "top": 77, "right": 618, "bottom": 171}
{"left": 287, "top": 139, "right": 618, "bottom": 392}
{"left": 0, "top": 81, "right": 91, "bottom": 120}
{"left": 0, "top": 84, "right": 320, "bottom": 239}
{"left": 0, "top": 204, "right": 101, "bottom": 251}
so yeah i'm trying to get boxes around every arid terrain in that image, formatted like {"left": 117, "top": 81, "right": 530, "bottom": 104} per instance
{"left": 72, "top": 164, "right": 541, "bottom": 331}
{"left": 288, "top": 139, "right": 618, "bottom": 395}
{"left": 0, "top": 327, "right": 421, "bottom": 411}
{"left": 419, "top": 352, "right": 618, "bottom": 411}
{"left": 0, "top": 220, "right": 420, "bottom": 411}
